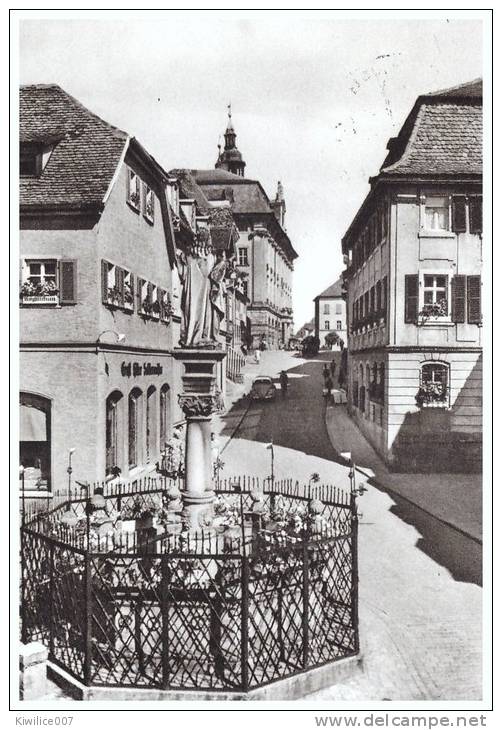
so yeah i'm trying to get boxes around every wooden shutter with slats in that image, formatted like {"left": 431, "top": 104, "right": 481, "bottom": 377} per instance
{"left": 404, "top": 275, "right": 419, "bottom": 323}
{"left": 467, "top": 275, "right": 482, "bottom": 323}
{"left": 137, "top": 278, "right": 144, "bottom": 312}
{"left": 382, "top": 276, "right": 388, "bottom": 320}
{"left": 469, "top": 197, "right": 482, "bottom": 235}
{"left": 451, "top": 275, "right": 466, "bottom": 323}
{"left": 452, "top": 196, "right": 467, "bottom": 233}
{"left": 101, "top": 260, "right": 109, "bottom": 304}
{"left": 116, "top": 267, "right": 125, "bottom": 307}
{"left": 59, "top": 260, "right": 78, "bottom": 305}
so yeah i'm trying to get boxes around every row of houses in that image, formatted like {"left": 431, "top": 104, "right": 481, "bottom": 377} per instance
{"left": 19, "top": 85, "right": 297, "bottom": 495}
{"left": 340, "top": 78, "right": 483, "bottom": 472}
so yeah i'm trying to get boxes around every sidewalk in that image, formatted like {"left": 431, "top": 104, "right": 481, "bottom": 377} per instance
{"left": 325, "top": 401, "right": 482, "bottom": 542}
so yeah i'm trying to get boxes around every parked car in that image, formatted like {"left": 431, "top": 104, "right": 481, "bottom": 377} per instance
{"left": 250, "top": 376, "right": 277, "bottom": 401}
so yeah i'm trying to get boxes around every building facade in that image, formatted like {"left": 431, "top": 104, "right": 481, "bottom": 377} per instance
{"left": 342, "top": 79, "right": 482, "bottom": 472}
{"left": 191, "top": 112, "right": 298, "bottom": 349}
{"left": 314, "top": 278, "right": 347, "bottom": 349}
{"left": 19, "top": 84, "right": 181, "bottom": 498}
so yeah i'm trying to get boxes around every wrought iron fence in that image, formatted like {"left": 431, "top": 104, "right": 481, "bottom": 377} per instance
{"left": 20, "top": 478, "right": 358, "bottom": 692}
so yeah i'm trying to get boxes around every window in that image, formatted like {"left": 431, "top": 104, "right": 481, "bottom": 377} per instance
{"left": 20, "top": 259, "right": 77, "bottom": 306}
{"left": 424, "top": 196, "right": 449, "bottom": 231}
{"left": 146, "top": 386, "right": 157, "bottom": 464}
{"left": 324, "top": 320, "right": 330, "bottom": 330}
{"left": 160, "top": 384, "right": 171, "bottom": 451}
{"left": 128, "top": 388, "right": 142, "bottom": 469}
{"left": 238, "top": 248, "right": 249, "bottom": 266}
{"left": 336, "top": 321, "right": 342, "bottom": 330}
{"left": 20, "top": 146, "right": 40, "bottom": 177}
{"left": 101, "top": 261, "right": 134, "bottom": 311}
{"left": 127, "top": 167, "right": 141, "bottom": 210}
{"left": 422, "top": 274, "right": 448, "bottom": 317}
{"left": 143, "top": 183, "right": 155, "bottom": 224}
{"left": 323, "top": 303, "right": 330, "bottom": 315}
{"left": 20, "top": 393, "right": 51, "bottom": 491}
{"left": 417, "top": 362, "right": 449, "bottom": 408}
{"left": 335, "top": 303, "right": 342, "bottom": 315}
{"left": 242, "top": 280, "right": 248, "bottom": 299}
{"left": 106, "top": 391, "right": 123, "bottom": 477}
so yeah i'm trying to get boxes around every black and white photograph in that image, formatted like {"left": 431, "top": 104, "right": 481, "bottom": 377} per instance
{"left": 10, "top": 8, "right": 493, "bottom": 724}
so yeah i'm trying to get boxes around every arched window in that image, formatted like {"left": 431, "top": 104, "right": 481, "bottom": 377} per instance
{"left": 20, "top": 392, "right": 51, "bottom": 490}
{"left": 146, "top": 386, "right": 157, "bottom": 464}
{"left": 160, "top": 384, "right": 171, "bottom": 452}
{"left": 106, "top": 390, "right": 123, "bottom": 476}
{"left": 417, "top": 362, "right": 449, "bottom": 408}
{"left": 128, "top": 388, "right": 142, "bottom": 469}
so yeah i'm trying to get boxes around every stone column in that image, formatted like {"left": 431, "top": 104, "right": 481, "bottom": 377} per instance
{"left": 174, "top": 348, "right": 226, "bottom": 531}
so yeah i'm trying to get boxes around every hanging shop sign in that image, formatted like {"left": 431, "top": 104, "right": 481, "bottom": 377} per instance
{"left": 121, "top": 361, "right": 163, "bottom": 377}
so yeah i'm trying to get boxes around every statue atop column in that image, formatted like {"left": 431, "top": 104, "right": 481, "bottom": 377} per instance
{"left": 178, "top": 227, "right": 227, "bottom": 348}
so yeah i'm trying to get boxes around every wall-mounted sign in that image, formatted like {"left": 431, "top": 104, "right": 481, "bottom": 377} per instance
{"left": 121, "top": 361, "right": 163, "bottom": 377}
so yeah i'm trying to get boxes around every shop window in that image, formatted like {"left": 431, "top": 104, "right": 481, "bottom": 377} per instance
{"left": 128, "top": 388, "right": 142, "bottom": 469}
{"left": 127, "top": 167, "right": 141, "bottom": 211}
{"left": 106, "top": 391, "right": 123, "bottom": 477}
{"left": 160, "top": 384, "right": 171, "bottom": 452}
{"left": 146, "top": 386, "right": 157, "bottom": 464}
{"left": 20, "top": 393, "right": 51, "bottom": 491}
{"left": 416, "top": 362, "right": 449, "bottom": 408}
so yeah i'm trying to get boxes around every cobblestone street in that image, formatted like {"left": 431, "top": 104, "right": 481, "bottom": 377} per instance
{"left": 217, "top": 350, "right": 483, "bottom": 701}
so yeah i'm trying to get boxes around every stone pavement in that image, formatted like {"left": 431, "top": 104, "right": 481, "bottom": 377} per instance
{"left": 325, "top": 396, "right": 482, "bottom": 543}
{"left": 217, "top": 350, "right": 483, "bottom": 701}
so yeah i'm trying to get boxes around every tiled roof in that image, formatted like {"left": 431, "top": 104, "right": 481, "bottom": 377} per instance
{"left": 315, "top": 278, "right": 344, "bottom": 299}
{"left": 191, "top": 169, "right": 271, "bottom": 215}
{"left": 381, "top": 79, "right": 482, "bottom": 177}
{"left": 427, "top": 78, "right": 482, "bottom": 99}
{"left": 20, "top": 84, "right": 128, "bottom": 209}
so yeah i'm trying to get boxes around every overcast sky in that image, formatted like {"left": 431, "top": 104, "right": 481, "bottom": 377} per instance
{"left": 18, "top": 15, "right": 484, "bottom": 329}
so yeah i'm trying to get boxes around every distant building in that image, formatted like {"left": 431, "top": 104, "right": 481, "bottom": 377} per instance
{"left": 19, "top": 84, "right": 179, "bottom": 497}
{"left": 189, "top": 109, "right": 298, "bottom": 349}
{"left": 314, "top": 278, "right": 347, "bottom": 350}
{"left": 342, "top": 79, "right": 482, "bottom": 472}
{"left": 295, "top": 318, "right": 315, "bottom": 341}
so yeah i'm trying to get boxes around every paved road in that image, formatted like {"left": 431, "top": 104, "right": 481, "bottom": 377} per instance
{"left": 218, "top": 350, "right": 483, "bottom": 701}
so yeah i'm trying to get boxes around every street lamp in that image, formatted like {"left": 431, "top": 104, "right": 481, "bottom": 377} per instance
{"left": 266, "top": 441, "right": 275, "bottom": 489}
{"left": 67, "top": 447, "right": 76, "bottom": 501}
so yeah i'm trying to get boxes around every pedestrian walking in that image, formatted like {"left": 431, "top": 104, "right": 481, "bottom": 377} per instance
{"left": 279, "top": 370, "right": 289, "bottom": 397}
{"left": 330, "top": 358, "right": 337, "bottom": 378}
{"left": 324, "top": 375, "right": 333, "bottom": 398}
{"left": 322, "top": 364, "right": 330, "bottom": 383}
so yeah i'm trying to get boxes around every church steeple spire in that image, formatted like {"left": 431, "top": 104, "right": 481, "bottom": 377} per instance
{"left": 215, "top": 104, "right": 246, "bottom": 176}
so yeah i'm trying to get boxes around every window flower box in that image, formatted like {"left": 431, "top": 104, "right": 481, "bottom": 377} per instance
{"left": 415, "top": 383, "right": 448, "bottom": 408}
{"left": 20, "top": 280, "right": 59, "bottom": 304}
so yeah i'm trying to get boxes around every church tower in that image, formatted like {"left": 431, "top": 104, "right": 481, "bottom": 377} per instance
{"left": 215, "top": 105, "right": 246, "bottom": 177}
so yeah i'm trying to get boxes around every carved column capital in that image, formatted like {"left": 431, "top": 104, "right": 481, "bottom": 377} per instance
{"left": 178, "top": 394, "right": 218, "bottom": 418}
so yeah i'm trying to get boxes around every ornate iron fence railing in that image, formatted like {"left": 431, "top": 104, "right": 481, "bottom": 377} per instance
{"left": 20, "top": 478, "right": 359, "bottom": 693}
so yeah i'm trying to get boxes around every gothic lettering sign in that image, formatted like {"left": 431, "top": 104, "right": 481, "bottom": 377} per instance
{"left": 121, "top": 361, "right": 163, "bottom": 377}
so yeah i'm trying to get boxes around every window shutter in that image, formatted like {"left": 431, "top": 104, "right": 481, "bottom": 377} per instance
{"left": 116, "top": 267, "right": 125, "bottom": 307}
{"left": 376, "top": 280, "right": 382, "bottom": 312}
{"left": 129, "top": 274, "right": 135, "bottom": 311}
{"left": 101, "top": 260, "right": 109, "bottom": 304}
{"left": 383, "top": 276, "right": 388, "bottom": 320}
{"left": 59, "top": 259, "right": 77, "bottom": 304}
{"left": 452, "top": 196, "right": 467, "bottom": 233}
{"left": 404, "top": 274, "right": 419, "bottom": 323}
{"left": 147, "top": 282, "right": 154, "bottom": 304}
{"left": 467, "top": 275, "right": 482, "bottom": 323}
{"left": 158, "top": 287, "right": 164, "bottom": 319}
{"left": 451, "top": 275, "right": 466, "bottom": 323}
{"left": 137, "top": 277, "right": 144, "bottom": 311}
{"left": 469, "top": 197, "right": 482, "bottom": 234}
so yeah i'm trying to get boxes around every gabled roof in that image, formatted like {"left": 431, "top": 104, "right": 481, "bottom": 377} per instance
{"left": 314, "top": 278, "right": 344, "bottom": 300}
{"left": 20, "top": 84, "right": 129, "bottom": 209}
{"left": 380, "top": 78, "right": 482, "bottom": 177}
